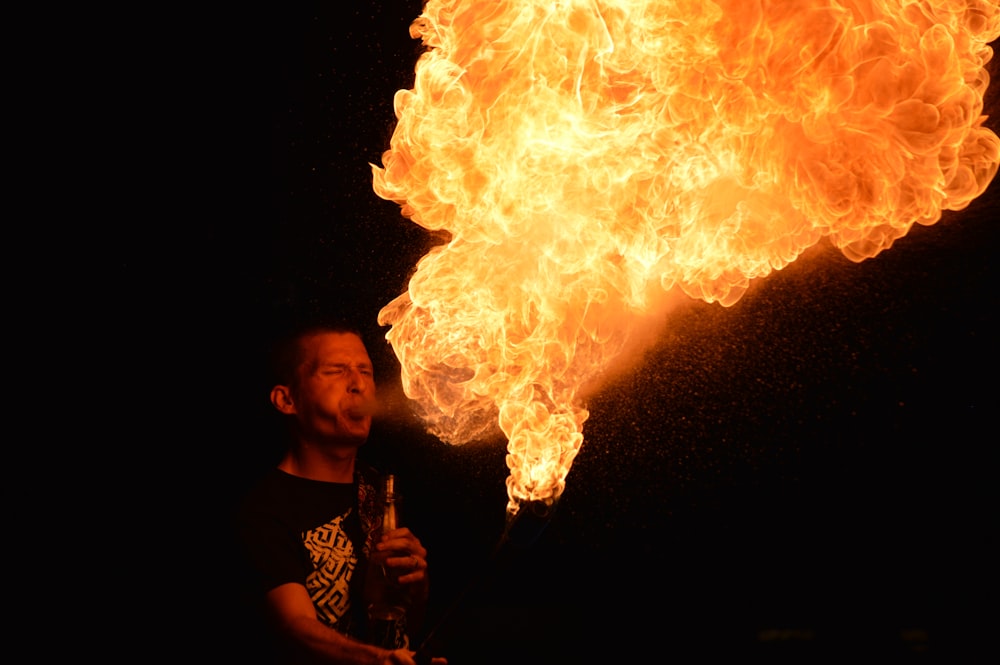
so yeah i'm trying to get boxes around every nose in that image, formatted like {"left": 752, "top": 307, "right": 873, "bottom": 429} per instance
{"left": 346, "top": 367, "right": 367, "bottom": 393}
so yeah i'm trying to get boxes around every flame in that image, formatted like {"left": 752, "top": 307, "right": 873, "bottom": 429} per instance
{"left": 372, "top": 0, "right": 1000, "bottom": 515}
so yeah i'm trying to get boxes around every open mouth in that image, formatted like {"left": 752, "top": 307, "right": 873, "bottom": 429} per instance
{"left": 344, "top": 401, "right": 375, "bottom": 420}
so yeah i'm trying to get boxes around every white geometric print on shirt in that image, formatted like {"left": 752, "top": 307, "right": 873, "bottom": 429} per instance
{"left": 302, "top": 509, "right": 357, "bottom": 630}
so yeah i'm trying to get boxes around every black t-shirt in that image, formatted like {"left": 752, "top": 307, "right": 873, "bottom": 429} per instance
{"left": 235, "top": 466, "right": 380, "bottom": 638}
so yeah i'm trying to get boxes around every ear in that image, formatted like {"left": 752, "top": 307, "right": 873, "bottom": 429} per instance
{"left": 270, "top": 385, "right": 297, "bottom": 415}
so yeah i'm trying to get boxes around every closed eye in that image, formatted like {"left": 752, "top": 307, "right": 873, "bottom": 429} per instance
{"left": 320, "top": 364, "right": 373, "bottom": 377}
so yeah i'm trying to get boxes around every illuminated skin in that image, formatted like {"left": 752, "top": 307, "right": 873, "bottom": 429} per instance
{"left": 267, "top": 331, "right": 445, "bottom": 665}
{"left": 272, "top": 331, "right": 378, "bottom": 456}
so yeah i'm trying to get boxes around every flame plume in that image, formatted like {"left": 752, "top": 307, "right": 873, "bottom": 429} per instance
{"left": 372, "top": 0, "right": 999, "bottom": 515}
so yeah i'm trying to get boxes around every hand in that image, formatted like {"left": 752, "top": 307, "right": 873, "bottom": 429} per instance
{"left": 377, "top": 528, "right": 430, "bottom": 586}
{"left": 378, "top": 647, "right": 447, "bottom": 665}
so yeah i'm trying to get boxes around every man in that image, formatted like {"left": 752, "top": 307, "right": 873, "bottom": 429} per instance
{"left": 235, "top": 323, "right": 444, "bottom": 664}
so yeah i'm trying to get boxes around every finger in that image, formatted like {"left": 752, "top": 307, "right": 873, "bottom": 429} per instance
{"left": 387, "top": 554, "right": 426, "bottom": 571}
{"left": 397, "top": 570, "right": 427, "bottom": 584}
{"left": 378, "top": 542, "right": 427, "bottom": 559}
{"left": 378, "top": 535, "right": 427, "bottom": 558}
{"left": 395, "top": 556, "right": 429, "bottom": 583}
{"left": 380, "top": 527, "right": 415, "bottom": 542}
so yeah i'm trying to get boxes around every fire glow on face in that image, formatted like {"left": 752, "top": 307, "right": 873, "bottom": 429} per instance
{"left": 371, "top": 0, "right": 1000, "bottom": 515}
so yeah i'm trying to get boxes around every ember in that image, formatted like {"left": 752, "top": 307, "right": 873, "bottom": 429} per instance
{"left": 372, "top": 0, "right": 999, "bottom": 515}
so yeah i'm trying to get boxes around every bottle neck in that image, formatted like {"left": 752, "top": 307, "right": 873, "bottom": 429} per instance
{"left": 381, "top": 475, "right": 399, "bottom": 532}
{"left": 382, "top": 499, "right": 397, "bottom": 531}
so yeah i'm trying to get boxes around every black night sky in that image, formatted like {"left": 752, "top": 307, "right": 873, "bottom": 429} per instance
{"left": 167, "top": 2, "right": 999, "bottom": 662}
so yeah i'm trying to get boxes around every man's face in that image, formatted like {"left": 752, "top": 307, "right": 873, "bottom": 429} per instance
{"left": 291, "top": 332, "right": 376, "bottom": 445}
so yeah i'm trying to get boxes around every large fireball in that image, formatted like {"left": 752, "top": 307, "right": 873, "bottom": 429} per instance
{"left": 372, "top": 0, "right": 999, "bottom": 514}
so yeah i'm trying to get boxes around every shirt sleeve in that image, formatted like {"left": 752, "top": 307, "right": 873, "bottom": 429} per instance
{"left": 235, "top": 503, "right": 312, "bottom": 594}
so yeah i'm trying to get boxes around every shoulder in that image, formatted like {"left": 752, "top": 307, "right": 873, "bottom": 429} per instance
{"left": 238, "top": 468, "right": 359, "bottom": 521}
{"left": 235, "top": 468, "right": 333, "bottom": 531}
{"left": 236, "top": 468, "right": 295, "bottom": 514}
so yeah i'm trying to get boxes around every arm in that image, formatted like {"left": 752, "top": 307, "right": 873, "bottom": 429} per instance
{"left": 266, "top": 583, "right": 417, "bottom": 665}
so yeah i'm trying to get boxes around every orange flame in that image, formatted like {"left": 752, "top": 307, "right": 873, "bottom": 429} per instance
{"left": 372, "top": 0, "right": 999, "bottom": 515}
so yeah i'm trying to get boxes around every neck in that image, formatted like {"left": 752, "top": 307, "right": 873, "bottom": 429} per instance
{"left": 278, "top": 440, "right": 358, "bottom": 483}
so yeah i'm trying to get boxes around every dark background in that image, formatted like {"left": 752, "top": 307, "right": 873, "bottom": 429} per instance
{"left": 162, "top": 2, "right": 998, "bottom": 662}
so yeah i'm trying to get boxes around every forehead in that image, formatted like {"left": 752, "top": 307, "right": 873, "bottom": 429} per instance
{"left": 299, "top": 331, "right": 371, "bottom": 366}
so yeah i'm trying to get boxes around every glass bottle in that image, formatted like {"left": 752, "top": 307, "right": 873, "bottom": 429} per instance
{"left": 364, "top": 474, "right": 409, "bottom": 649}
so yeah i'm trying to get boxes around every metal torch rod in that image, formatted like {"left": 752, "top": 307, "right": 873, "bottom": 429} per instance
{"left": 413, "top": 499, "right": 556, "bottom": 664}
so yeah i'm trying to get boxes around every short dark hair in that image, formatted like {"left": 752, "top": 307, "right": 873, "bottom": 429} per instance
{"left": 269, "top": 320, "right": 366, "bottom": 392}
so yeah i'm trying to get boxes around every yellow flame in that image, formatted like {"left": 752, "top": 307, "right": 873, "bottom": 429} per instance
{"left": 372, "top": 0, "right": 1000, "bottom": 515}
